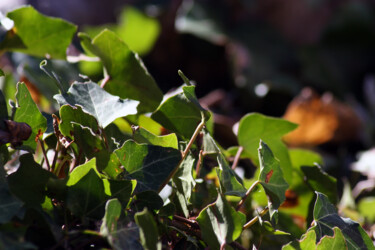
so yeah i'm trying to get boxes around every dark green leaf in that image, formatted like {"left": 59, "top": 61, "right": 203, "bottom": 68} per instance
{"left": 79, "top": 30, "right": 163, "bottom": 112}
{"left": 59, "top": 104, "right": 98, "bottom": 137}
{"left": 133, "top": 191, "right": 163, "bottom": 211}
{"left": 317, "top": 227, "right": 347, "bottom": 249}
{"left": 158, "top": 203, "right": 175, "bottom": 217}
{"left": 196, "top": 193, "right": 246, "bottom": 249}
{"left": 258, "top": 141, "right": 289, "bottom": 222}
{"left": 67, "top": 168, "right": 108, "bottom": 219}
{"left": 133, "top": 126, "right": 178, "bottom": 149}
{"left": 0, "top": 68, "right": 4, "bottom": 77}
{"left": 8, "top": 154, "right": 54, "bottom": 207}
{"left": 313, "top": 192, "right": 374, "bottom": 249}
{"left": 54, "top": 81, "right": 139, "bottom": 128}
{"left": 4, "top": 6, "right": 76, "bottom": 59}
{"left": 216, "top": 154, "right": 246, "bottom": 197}
{"left": 108, "top": 179, "right": 136, "bottom": 208}
{"left": 100, "top": 199, "right": 122, "bottom": 247}
{"left": 202, "top": 128, "right": 220, "bottom": 155}
{"left": 301, "top": 165, "right": 337, "bottom": 204}
{"left": 151, "top": 85, "right": 210, "bottom": 139}
{"left": 115, "top": 140, "right": 181, "bottom": 192}
{"left": 14, "top": 82, "right": 47, "bottom": 151}
{"left": 134, "top": 208, "right": 161, "bottom": 250}
{"left": 0, "top": 90, "right": 7, "bottom": 120}
{"left": 104, "top": 123, "right": 131, "bottom": 152}
{"left": 237, "top": 113, "right": 297, "bottom": 183}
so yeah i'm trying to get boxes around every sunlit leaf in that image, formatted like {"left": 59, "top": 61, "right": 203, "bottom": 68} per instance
{"left": 317, "top": 227, "right": 347, "bottom": 249}
{"left": 282, "top": 229, "right": 316, "bottom": 250}
{"left": 133, "top": 126, "right": 178, "bottom": 149}
{"left": 100, "top": 199, "right": 122, "bottom": 247}
{"left": 216, "top": 154, "right": 246, "bottom": 197}
{"left": 134, "top": 208, "right": 161, "bottom": 250}
{"left": 59, "top": 105, "right": 98, "bottom": 137}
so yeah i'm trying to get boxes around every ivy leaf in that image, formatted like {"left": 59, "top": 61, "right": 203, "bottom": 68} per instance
{"left": 8, "top": 154, "right": 55, "bottom": 207}
{"left": 133, "top": 126, "right": 178, "bottom": 149}
{"left": 282, "top": 229, "right": 316, "bottom": 250}
{"left": 313, "top": 192, "right": 374, "bottom": 249}
{"left": 3, "top": 6, "right": 76, "bottom": 59}
{"left": 67, "top": 168, "right": 108, "bottom": 219}
{"left": 301, "top": 165, "right": 337, "bottom": 204}
{"left": 54, "top": 81, "right": 139, "bottom": 128}
{"left": 237, "top": 113, "right": 297, "bottom": 183}
{"left": 14, "top": 82, "right": 47, "bottom": 151}
{"left": 151, "top": 85, "right": 210, "bottom": 139}
{"left": 134, "top": 208, "right": 161, "bottom": 250}
{"left": 78, "top": 30, "right": 163, "bottom": 112}
{"left": 108, "top": 179, "right": 136, "bottom": 208}
{"left": 100, "top": 199, "right": 122, "bottom": 247}
{"left": 115, "top": 140, "right": 181, "bottom": 192}
{"left": 216, "top": 154, "right": 246, "bottom": 197}
{"left": 196, "top": 193, "right": 246, "bottom": 249}
{"left": 133, "top": 191, "right": 163, "bottom": 211}
{"left": 258, "top": 141, "right": 289, "bottom": 222}
{"left": 59, "top": 105, "right": 99, "bottom": 137}
{"left": 317, "top": 227, "right": 347, "bottom": 249}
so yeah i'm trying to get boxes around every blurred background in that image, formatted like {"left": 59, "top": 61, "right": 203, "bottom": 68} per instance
{"left": 1, "top": 0, "right": 375, "bottom": 213}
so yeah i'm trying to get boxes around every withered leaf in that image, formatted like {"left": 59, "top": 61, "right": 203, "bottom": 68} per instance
{"left": 0, "top": 120, "right": 32, "bottom": 148}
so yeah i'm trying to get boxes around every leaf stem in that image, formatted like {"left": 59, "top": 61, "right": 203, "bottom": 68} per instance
{"left": 231, "top": 146, "right": 243, "bottom": 170}
{"left": 242, "top": 207, "right": 269, "bottom": 230}
{"left": 195, "top": 149, "right": 203, "bottom": 177}
{"left": 236, "top": 180, "right": 260, "bottom": 211}
{"left": 173, "top": 215, "right": 199, "bottom": 229}
{"left": 100, "top": 75, "right": 110, "bottom": 88}
{"left": 39, "top": 138, "right": 50, "bottom": 171}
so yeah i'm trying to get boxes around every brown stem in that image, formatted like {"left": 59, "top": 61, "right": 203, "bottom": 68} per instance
{"left": 231, "top": 146, "right": 243, "bottom": 170}
{"left": 51, "top": 142, "right": 61, "bottom": 172}
{"left": 229, "top": 241, "right": 247, "bottom": 250}
{"left": 236, "top": 180, "right": 260, "bottom": 211}
{"left": 195, "top": 150, "right": 203, "bottom": 177}
{"left": 39, "top": 139, "right": 50, "bottom": 171}
{"left": 243, "top": 207, "right": 269, "bottom": 230}
{"left": 173, "top": 215, "right": 199, "bottom": 229}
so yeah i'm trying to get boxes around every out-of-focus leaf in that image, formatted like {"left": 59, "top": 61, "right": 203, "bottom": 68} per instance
{"left": 14, "top": 82, "right": 47, "bottom": 151}
{"left": 0, "top": 90, "right": 7, "bottom": 120}
{"left": 301, "top": 165, "right": 337, "bottom": 204}
{"left": 313, "top": 192, "right": 374, "bottom": 249}
{"left": 54, "top": 81, "right": 139, "bottom": 128}
{"left": 133, "top": 126, "right": 178, "bottom": 149}
{"left": 158, "top": 203, "right": 175, "bottom": 217}
{"left": 67, "top": 168, "right": 108, "bottom": 219}
{"left": 100, "top": 199, "right": 122, "bottom": 247}
{"left": 358, "top": 197, "right": 375, "bottom": 223}
{"left": 134, "top": 208, "right": 161, "bottom": 250}
{"left": 351, "top": 148, "right": 375, "bottom": 179}
{"left": 78, "top": 30, "right": 162, "bottom": 112}
{"left": 133, "top": 191, "right": 163, "bottom": 211}
{"left": 289, "top": 149, "right": 323, "bottom": 169}
{"left": 8, "top": 154, "right": 54, "bottom": 207}
{"left": 317, "top": 227, "right": 347, "bottom": 249}
{"left": 237, "top": 113, "right": 297, "bottom": 183}
{"left": 258, "top": 141, "right": 289, "bottom": 222}
{"left": 115, "top": 140, "right": 181, "bottom": 192}
{"left": 216, "top": 154, "right": 246, "bottom": 197}
{"left": 172, "top": 153, "right": 196, "bottom": 217}
{"left": 282, "top": 229, "right": 316, "bottom": 250}
{"left": 152, "top": 85, "right": 210, "bottom": 139}
{"left": 2, "top": 6, "right": 76, "bottom": 59}
{"left": 196, "top": 193, "right": 246, "bottom": 249}
{"left": 0, "top": 68, "right": 4, "bottom": 77}
{"left": 59, "top": 105, "right": 98, "bottom": 137}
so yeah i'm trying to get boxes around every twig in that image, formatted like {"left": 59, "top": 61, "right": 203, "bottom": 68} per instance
{"left": 236, "top": 180, "right": 260, "bottom": 211}
{"left": 231, "top": 146, "right": 243, "bottom": 170}
{"left": 195, "top": 150, "right": 203, "bottom": 177}
{"left": 51, "top": 142, "right": 61, "bottom": 172}
{"left": 39, "top": 139, "right": 50, "bottom": 171}
{"left": 243, "top": 207, "right": 269, "bottom": 230}
{"left": 173, "top": 215, "right": 199, "bottom": 229}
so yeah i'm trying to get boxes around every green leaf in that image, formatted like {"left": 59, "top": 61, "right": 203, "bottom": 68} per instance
{"left": 133, "top": 126, "right": 178, "bottom": 149}
{"left": 172, "top": 153, "right": 196, "bottom": 217}
{"left": 196, "top": 193, "right": 246, "bottom": 249}
{"left": 66, "top": 158, "right": 98, "bottom": 186}
{"left": 59, "top": 105, "right": 99, "bottom": 137}
{"left": 115, "top": 140, "right": 181, "bottom": 192}
{"left": 258, "top": 141, "right": 289, "bottom": 222}
{"left": 100, "top": 199, "right": 122, "bottom": 247}
{"left": 108, "top": 179, "right": 136, "bottom": 208}
{"left": 8, "top": 154, "right": 54, "bottom": 207}
{"left": 151, "top": 85, "right": 210, "bottom": 139}
{"left": 317, "top": 227, "right": 347, "bottom": 250}
{"left": 54, "top": 81, "right": 139, "bottom": 128}
{"left": 301, "top": 165, "right": 337, "bottom": 204}
{"left": 358, "top": 197, "right": 375, "bottom": 223}
{"left": 134, "top": 208, "right": 161, "bottom": 250}
{"left": 282, "top": 229, "right": 316, "bottom": 250}
{"left": 3, "top": 6, "right": 76, "bottom": 59}
{"left": 133, "top": 191, "right": 163, "bottom": 211}
{"left": 14, "top": 82, "right": 47, "bottom": 151}
{"left": 0, "top": 68, "right": 4, "bottom": 77}
{"left": 237, "top": 113, "right": 297, "bottom": 183}
{"left": 78, "top": 30, "right": 163, "bottom": 112}
{"left": 216, "top": 154, "right": 246, "bottom": 197}
{"left": 313, "top": 192, "right": 374, "bottom": 250}
{"left": 0, "top": 90, "right": 7, "bottom": 120}
{"left": 202, "top": 128, "right": 220, "bottom": 155}
{"left": 67, "top": 168, "right": 108, "bottom": 219}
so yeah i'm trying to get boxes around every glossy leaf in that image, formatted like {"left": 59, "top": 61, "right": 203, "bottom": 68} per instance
{"left": 79, "top": 30, "right": 163, "bottom": 112}
{"left": 100, "top": 199, "right": 122, "bottom": 247}
{"left": 134, "top": 208, "right": 161, "bottom": 250}
{"left": 313, "top": 192, "right": 374, "bottom": 249}
{"left": 133, "top": 126, "right": 178, "bottom": 149}
{"left": 152, "top": 85, "right": 210, "bottom": 139}
{"left": 8, "top": 154, "right": 54, "bottom": 207}
{"left": 197, "top": 193, "right": 246, "bottom": 249}
{"left": 14, "top": 82, "right": 47, "bottom": 151}
{"left": 54, "top": 81, "right": 139, "bottom": 128}
{"left": 3, "top": 6, "right": 76, "bottom": 59}
{"left": 216, "top": 154, "right": 246, "bottom": 197}
{"left": 237, "top": 113, "right": 297, "bottom": 183}
{"left": 115, "top": 140, "right": 181, "bottom": 192}
{"left": 59, "top": 105, "right": 98, "bottom": 137}
{"left": 258, "top": 141, "right": 289, "bottom": 222}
